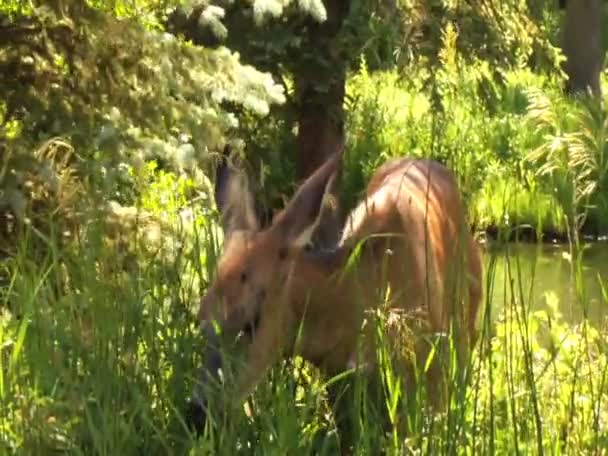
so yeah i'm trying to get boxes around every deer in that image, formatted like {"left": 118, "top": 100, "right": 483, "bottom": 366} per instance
{"left": 186, "top": 146, "right": 483, "bottom": 450}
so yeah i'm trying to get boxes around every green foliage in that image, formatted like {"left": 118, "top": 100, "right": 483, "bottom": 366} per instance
{"left": 341, "top": 16, "right": 608, "bottom": 238}
{"left": 2, "top": 215, "right": 608, "bottom": 453}
{"left": 2, "top": 0, "right": 608, "bottom": 454}
{"left": 0, "top": 0, "right": 285, "bottom": 254}
{"left": 393, "top": 0, "right": 564, "bottom": 72}
{"left": 526, "top": 85, "right": 608, "bottom": 236}
{"left": 165, "top": 1, "right": 569, "bottom": 234}
{"left": 343, "top": 54, "right": 559, "bottom": 230}
{"left": 472, "top": 175, "right": 566, "bottom": 238}
{"left": 473, "top": 287, "right": 608, "bottom": 453}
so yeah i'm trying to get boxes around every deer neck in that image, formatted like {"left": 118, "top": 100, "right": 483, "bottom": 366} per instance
{"left": 293, "top": 246, "right": 355, "bottom": 298}
{"left": 285, "top": 245, "right": 371, "bottom": 371}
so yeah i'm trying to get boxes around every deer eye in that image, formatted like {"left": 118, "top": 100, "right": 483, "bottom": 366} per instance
{"left": 240, "top": 271, "right": 248, "bottom": 283}
{"left": 278, "top": 247, "right": 288, "bottom": 260}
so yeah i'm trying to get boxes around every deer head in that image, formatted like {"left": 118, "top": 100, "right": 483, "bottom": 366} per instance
{"left": 187, "top": 145, "right": 341, "bottom": 432}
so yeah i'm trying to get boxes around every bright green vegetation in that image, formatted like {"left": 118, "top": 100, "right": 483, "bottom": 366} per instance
{"left": 344, "top": 58, "right": 608, "bottom": 240}
{"left": 2, "top": 1, "right": 608, "bottom": 454}
{"left": 2, "top": 204, "right": 607, "bottom": 454}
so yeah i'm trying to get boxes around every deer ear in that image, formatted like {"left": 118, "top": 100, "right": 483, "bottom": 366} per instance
{"left": 214, "top": 145, "right": 260, "bottom": 235}
{"left": 271, "top": 151, "right": 341, "bottom": 250}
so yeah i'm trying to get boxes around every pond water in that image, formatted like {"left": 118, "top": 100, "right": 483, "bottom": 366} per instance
{"left": 484, "top": 242, "right": 608, "bottom": 326}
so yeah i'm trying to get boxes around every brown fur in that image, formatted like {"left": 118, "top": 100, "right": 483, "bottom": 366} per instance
{"left": 196, "top": 151, "right": 483, "bottom": 430}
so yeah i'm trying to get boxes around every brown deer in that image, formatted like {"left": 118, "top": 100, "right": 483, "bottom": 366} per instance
{"left": 187, "top": 147, "right": 483, "bottom": 449}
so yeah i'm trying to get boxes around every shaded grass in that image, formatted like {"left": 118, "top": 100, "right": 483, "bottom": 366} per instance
{"left": 3, "top": 4, "right": 608, "bottom": 454}
{"left": 1, "top": 113, "right": 608, "bottom": 453}
{"left": 1, "top": 201, "right": 607, "bottom": 455}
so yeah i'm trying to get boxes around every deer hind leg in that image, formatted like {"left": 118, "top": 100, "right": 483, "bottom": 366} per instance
{"left": 434, "top": 236, "right": 484, "bottom": 402}
{"left": 326, "top": 372, "right": 358, "bottom": 455}
{"left": 467, "top": 237, "right": 483, "bottom": 349}
{"left": 389, "top": 281, "right": 468, "bottom": 413}
{"left": 326, "top": 359, "right": 391, "bottom": 456}
{"left": 417, "top": 234, "right": 483, "bottom": 402}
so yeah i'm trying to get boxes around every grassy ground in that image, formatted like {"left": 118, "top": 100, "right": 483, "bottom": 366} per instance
{"left": 3, "top": 31, "right": 608, "bottom": 456}
{"left": 3, "top": 4, "right": 608, "bottom": 455}
{"left": 1, "top": 190, "right": 607, "bottom": 455}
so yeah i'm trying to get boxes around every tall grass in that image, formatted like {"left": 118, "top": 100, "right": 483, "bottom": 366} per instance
{"left": 1, "top": 165, "right": 607, "bottom": 454}
{"left": 3, "top": 22, "right": 608, "bottom": 454}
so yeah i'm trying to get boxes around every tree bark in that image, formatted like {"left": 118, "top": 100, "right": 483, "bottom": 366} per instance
{"left": 294, "top": 0, "right": 350, "bottom": 249}
{"left": 562, "top": 0, "right": 603, "bottom": 96}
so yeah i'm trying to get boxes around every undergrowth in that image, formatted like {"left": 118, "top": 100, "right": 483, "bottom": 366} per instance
{"left": 1, "top": 166, "right": 607, "bottom": 455}
{"left": 2, "top": 7, "right": 608, "bottom": 455}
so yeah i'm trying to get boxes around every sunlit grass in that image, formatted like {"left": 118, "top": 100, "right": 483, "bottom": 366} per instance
{"left": 4, "top": 2, "right": 608, "bottom": 454}
{"left": 3, "top": 97, "right": 608, "bottom": 453}
{"left": 1, "top": 192, "right": 607, "bottom": 454}
{"left": 2, "top": 62, "right": 608, "bottom": 454}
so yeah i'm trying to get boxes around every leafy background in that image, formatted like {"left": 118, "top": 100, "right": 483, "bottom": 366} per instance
{"left": 2, "top": 0, "right": 608, "bottom": 454}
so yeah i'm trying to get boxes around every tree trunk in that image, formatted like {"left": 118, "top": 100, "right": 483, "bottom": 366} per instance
{"left": 562, "top": 0, "right": 603, "bottom": 96}
{"left": 294, "top": 0, "right": 350, "bottom": 249}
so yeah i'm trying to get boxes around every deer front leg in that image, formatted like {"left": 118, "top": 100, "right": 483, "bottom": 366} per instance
{"left": 231, "top": 303, "right": 293, "bottom": 408}
{"left": 187, "top": 303, "right": 292, "bottom": 434}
